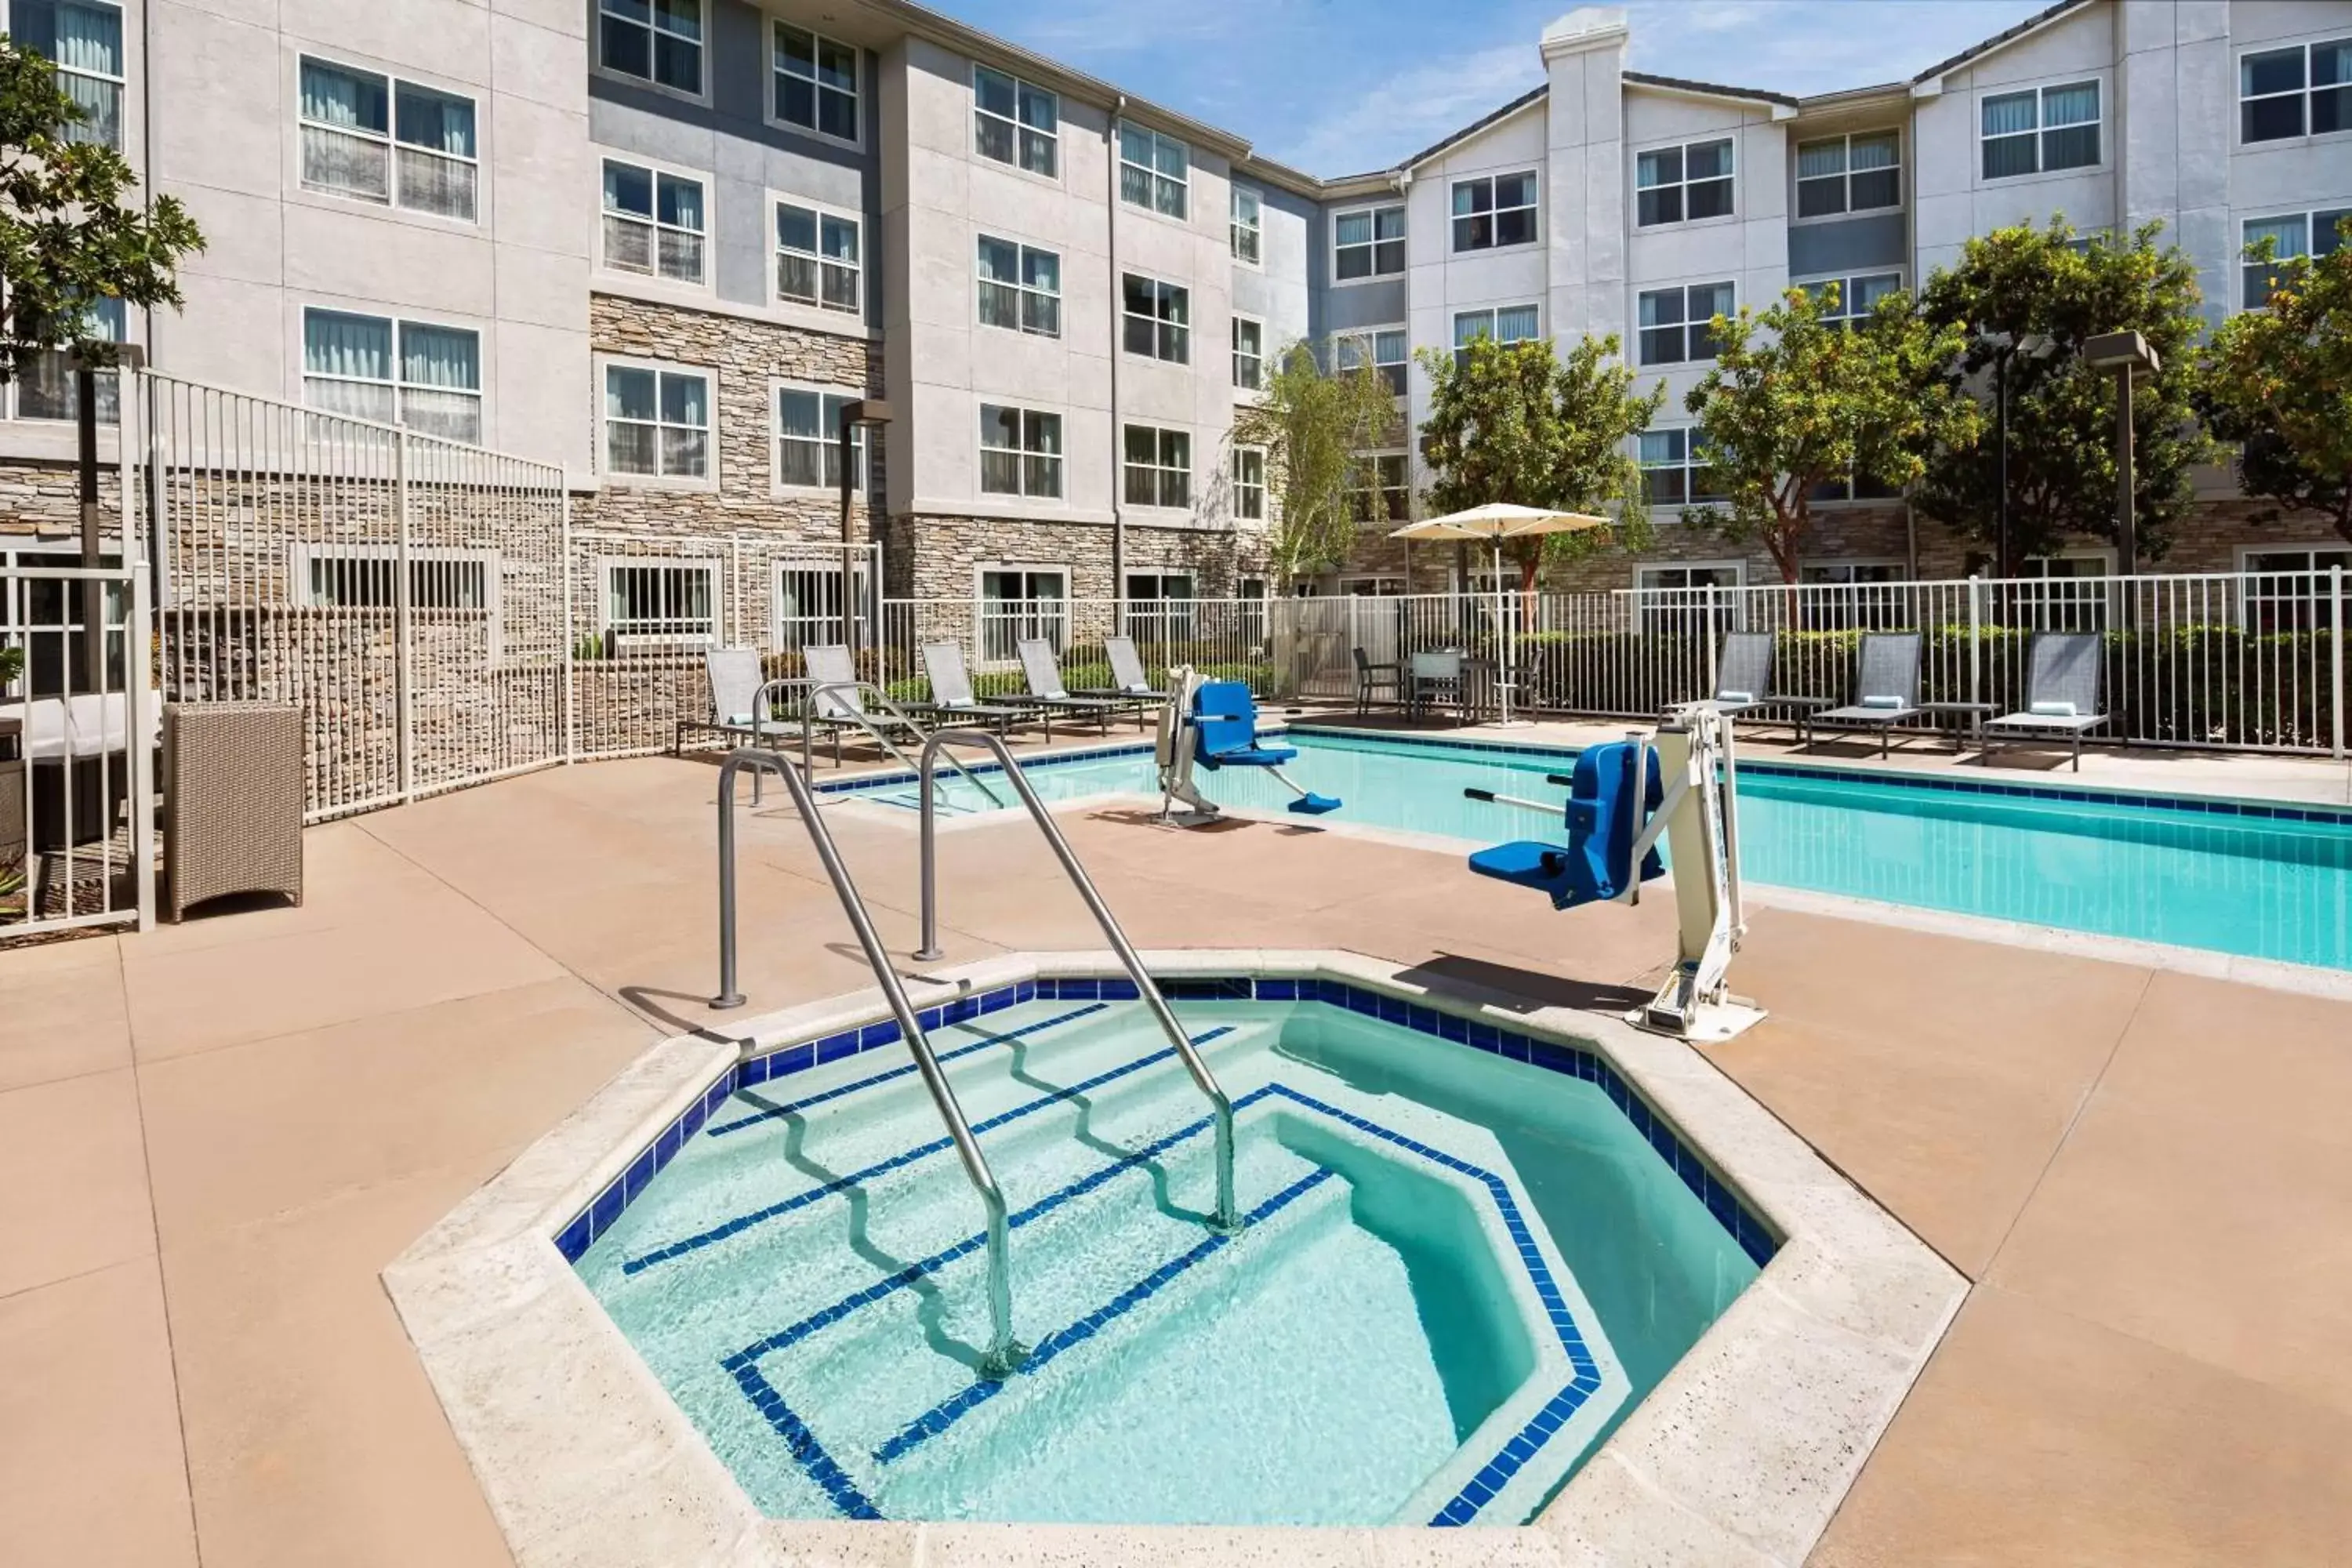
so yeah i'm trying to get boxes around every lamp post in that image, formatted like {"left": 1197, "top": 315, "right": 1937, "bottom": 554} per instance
{"left": 1981, "top": 332, "right": 2052, "bottom": 579}
{"left": 836, "top": 397, "right": 891, "bottom": 666}
{"left": 2081, "top": 331, "right": 2160, "bottom": 576}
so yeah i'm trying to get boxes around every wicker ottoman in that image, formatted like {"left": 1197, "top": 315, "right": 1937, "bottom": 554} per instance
{"left": 164, "top": 702, "right": 305, "bottom": 921}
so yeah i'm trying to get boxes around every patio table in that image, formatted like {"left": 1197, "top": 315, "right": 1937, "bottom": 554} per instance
{"left": 1918, "top": 700, "right": 1996, "bottom": 754}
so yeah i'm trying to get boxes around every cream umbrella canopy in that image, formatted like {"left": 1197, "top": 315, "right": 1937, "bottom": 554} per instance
{"left": 1391, "top": 504, "right": 1610, "bottom": 724}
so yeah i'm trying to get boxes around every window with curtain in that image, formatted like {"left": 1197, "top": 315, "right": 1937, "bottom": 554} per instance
{"left": 16, "top": 1, "right": 123, "bottom": 150}
{"left": 1451, "top": 303, "right": 1539, "bottom": 368}
{"left": 301, "top": 310, "right": 481, "bottom": 439}
{"left": 1123, "top": 425, "right": 1190, "bottom": 508}
{"left": 775, "top": 387, "right": 868, "bottom": 490}
{"left": 1638, "top": 428, "right": 1725, "bottom": 506}
{"left": 1637, "top": 282, "right": 1733, "bottom": 365}
{"left": 2241, "top": 209, "right": 2350, "bottom": 307}
{"left": 1336, "top": 328, "right": 1409, "bottom": 397}
{"left": 1334, "top": 204, "right": 1405, "bottom": 280}
{"left": 299, "top": 58, "right": 477, "bottom": 220}
{"left": 1233, "top": 447, "right": 1266, "bottom": 521}
{"left": 976, "top": 236, "right": 1060, "bottom": 336}
{"left": 1795, "top": 130, "right": 1900, "bottom": 219}
{"left": 601, "top": 0, "right": 702, "bottom": 94}
{"left": 775, "top": 201, "right": 861, "bottom": 314}
{"left": 16, "top": 296, "right": 124, "bottom": 424}
{"left": 1117, "top": 125, "right": 1189, "bottom": 219}
{"left": 978, "top": 405, "right": 1062, "bottom": 498}
{"left": 775, "top": 24, "right": 858, "bottom": 140}
{"left": 2239, "top": 39, "right": 2350, "bottom": 143}
{"left": 1232, "top": 317, "right": 1264, "bottom": 390}
{"left": 1231, "top": 184, "right": 1262, "bottom": 263}
{"left": 1981, "top": 81, "right": 2100, "bottom": 179}
{"left": 1635, "top": 138, "right": 1733, "bottom": 227}
{"left": 974, "top": 66, "right": 1057, "bottom": 175}
{"left": 1346, "top": 453, "right": 1408, "bottom": 524}
{"left": 1120, "top": 274, "right": 1189, "bottom": 362}
{"left": 1451, "top": 171, "right": 1538, "bottom": 250}
{"left": 603, "top": 364, "right": 707, "bottom": 480}
{"left": 601, "top": 159, "right": 705, "bottom": 284}
{"left": 1801, "top": 271, "right": 1901, "bottom": 328}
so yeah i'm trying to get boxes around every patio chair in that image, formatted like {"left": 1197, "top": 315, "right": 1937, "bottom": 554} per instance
{"left": 802, "top": 643, "right": 926, "bottom": 764}
{"left": 1981, "top": 631, "right": 2109, "bottom": 771}
{"left": 1014, "top": 639, "right": 1137, "bottom": 735}
{"left": 1808, "top": 632, "right": 1923, "bottom": 758}
{"left": 674, "top": 647, "right": 783, "bottom": 754}
{"left": 907, "top": 641, "right": 1028, "bottom": 735}
{"left": 1406, "top": 648, "right": 1467, "bottom": 724}
{"left": 1709, "top": 630, "right": 1833, "bottom": 743}
{"left": 1076, "top": 635, "right": 1171, "bottom": 705}
{"left": 1352, "top": 647, "right": 1399, "bottom": 716}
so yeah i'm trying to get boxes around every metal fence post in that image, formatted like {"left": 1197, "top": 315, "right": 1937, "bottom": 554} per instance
{"left": 395, "top": 428, "right": 414, "bottom": 804}
{"left": 2333, "top": 563, "right": 2345, "bottom": 761}
{"left": 1967, "top": 572, "right": 1981, "bottom": 710}
{"left": 560, "top": 487, "right": 575, "bottom": 764}
{"left": 129, "top": 564, "right": 156, "bottom": 931}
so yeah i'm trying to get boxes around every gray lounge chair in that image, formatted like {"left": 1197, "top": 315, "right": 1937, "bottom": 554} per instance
{"left": 1709, "top": 630, "right": 1833, "bottom": 742}
{"left": 1075, "top": 635, "right": 1170, "bottom": 705}
{"left": 674, "top": 647, "right": 783, "bottom": 753}
{"left": 1015, "top": 638, "right": 1135, "bottom": 735}
{"left": 1981, "top": 631, "right": 2108, "bottom": 771}
{"left": 908, "top": 641, "right": 1028, "bottom": 735}
{"left": 801, "top": 643, "right": 924, "bottom": 763}
{"left": 1809, "top": 632, "right": 1922, "bottom": 757}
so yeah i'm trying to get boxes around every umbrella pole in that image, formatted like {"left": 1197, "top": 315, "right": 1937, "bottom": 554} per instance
{"left": 1494, "top": 539, "right": 1515, "bottom": 726}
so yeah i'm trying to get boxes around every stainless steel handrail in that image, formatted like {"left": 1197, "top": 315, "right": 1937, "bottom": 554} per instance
{"left": 912, "top": 729, "right": 1242, "bottom": 1235}
{"left": 806, "top": 678, "right": 1004, "bottom": 808}
{"left": 709, "top": 748, "right": 1024, "bottom": 1377}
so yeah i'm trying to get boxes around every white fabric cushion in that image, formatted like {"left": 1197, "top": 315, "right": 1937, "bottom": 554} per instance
{"left": 1860, "top": 694, "right": 1905, "bottom": 710}
{"left": 1717, "top": 689, "right": 1755, "bottom": 704}
{"left": 2029, "top": 700, "right": 2078, "bottom": 717}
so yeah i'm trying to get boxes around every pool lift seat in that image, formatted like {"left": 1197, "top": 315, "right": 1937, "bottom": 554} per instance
{"left": 1156, "top": 666, "right": 1342, "bottom": 826}
{"left": 1463, "top": 702, "right": 1766, "bottom": 1044}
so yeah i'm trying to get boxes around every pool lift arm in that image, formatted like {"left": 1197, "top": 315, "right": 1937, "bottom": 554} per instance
{"left": 1156, "top": 665, "right": 1341, "bottom": 826}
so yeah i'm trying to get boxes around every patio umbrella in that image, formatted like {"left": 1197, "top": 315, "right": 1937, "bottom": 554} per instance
{"left": 1391, "top": 504, "right": 1610, "bottom": 725}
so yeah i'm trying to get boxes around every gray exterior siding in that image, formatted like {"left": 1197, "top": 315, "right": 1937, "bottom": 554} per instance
{"left": 1323, "top": 278, "right": 1410, "bottom": 334}
{"left": 1788, "top": 212, "right": 1909, "bottom": 278}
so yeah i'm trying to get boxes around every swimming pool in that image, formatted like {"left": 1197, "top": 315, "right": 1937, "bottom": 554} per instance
{"left": 568, "top": 986, "right": 1763, "bottom": 1526}
{"left": 832, "top": 730, "right": 2352, "bottom": 972}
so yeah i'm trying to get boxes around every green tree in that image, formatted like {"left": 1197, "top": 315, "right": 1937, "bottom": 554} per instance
{"left": 1416, "top": 332, "right": 1662, "bottom": 594}
{"left": 1231, "top": 339, "right": 1401, "bottom": 589}
{"left": 0, "top": 36, "right": 204, "bottom": 380}
{"left": 1912, "top": 218, "right": 2211, "bottom": 571}
{"left": 1681, "top": 281, "right": 1980, "bottom": 583}
{"left": 2197, "top": 217, "right": 2352, "bottom": 545}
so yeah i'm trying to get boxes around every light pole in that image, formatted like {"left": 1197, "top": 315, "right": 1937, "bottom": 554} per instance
{"left": 2082, "top": 331, "right": 2161, "bottom": 576}
{"left": 1981, "top": 332, "right": 2052, "bottom": 579}
{"left": 836, "top": 397, "right": 891, "bottom": 667}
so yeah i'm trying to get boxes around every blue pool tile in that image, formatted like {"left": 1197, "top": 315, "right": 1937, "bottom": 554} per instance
{"left": 656, "top": 1121, "right": 684, "bottom": 1165}
{"left": 1098, "top": 978, "right": 1140, "bottom": 1001}
{"left": 589, "top": 1180, "right": 624, "bottom": 1240}
{"left": 1501, "top": 1031, "right": 1531, "bottom": 1064}
{"left": 1376, "top": 994, "right": 1408, "bottom": 1025}
{"left": 1406, "top": 1004, "right": 1439, "bottom": 1036}
{"left": 768, "top": 1041, "right": 817, "bottom": 1080}
{"left": 555, "top": 1211, "right": 593, "bottom": 1261}
{"left": 622, "top": 1146, "right": 658, "bottom": 1201}
{"left": 815, "top": 1031, "right": 859, "bottom": 1066}
{"left": 916, "top": 1007, "right": 945, "bottom": 1033}
{"left": 977, "top": 986, "right": 1013, "bottom": 1014}
{"left": 1465, "top": 1020, "right": 1501, "bottom": 1054}
{"left": 1437, "top": 1011, "right": 1469, "bottom": 1044}
{"left": 1257, "top": 978, "right": 1297, "bottom": 1002}
{"left": 857, "top": 1020, "right": 899, "bottom": 1051}
{"left": 737, "top": 1054, "right": 770, "bottom": 1087}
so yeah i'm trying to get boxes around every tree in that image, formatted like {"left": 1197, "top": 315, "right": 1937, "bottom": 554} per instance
{"left": 1416, "top": 332, "right": 1662, "bottom": 595}
{"left": 1913, "top": 218, "right": 2211, "bottom": 571}
{"left": 0, "top": 37, "right": 204, "bottom": 380}
{"left": 2197, "top": 217, "right": 2352, "bottom": 545}
{"left": 1681, "top": 281, "right": 1979, "bottom": 583}
{"left": 1231, "top": 339, "right": 1401, "bottom": 589}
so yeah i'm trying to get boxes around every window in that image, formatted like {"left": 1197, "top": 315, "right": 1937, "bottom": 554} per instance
{"left": 1124, "top": 572, "right": 1195, "bottom": 640}
{"left": 599, "top": 0, "right": 702, "bottom": 95}
{"left": 16, "top": 1, "right": 122, "bottom": 149}
{"left": 602, "top": 363, "right": 707, "bottom": 481}
{"left": 1337, "top": 328, "right": 1408, "bottom": 397}
{"left": 1231, "top": 183, "right": 1262, "bottom": 263}
{"left": 2240, "top": 39, "right": 2350, "bottom": 143}
{"left": 1232, "top": 316, "right": 1264, "bottom": 390}
{"left": 299, "top": 58, "right": 477, "bottom": 220}
{"left": 601, "top": 560, "right": 717, "bottom": 645}
{"left": 775, "top": 200, "right": 860, "bottom": 314}
{"left": 302, "top": 309, "right": 481, "bottom": 441}
{"left": 1799, "top": 560, "right": 1905, "bottom": 627}
{"left": 979, "top": 568, "right": 1067, "bottom": 661}
{"left": 16, "top": 296, "right": 124, "bottom": 424}
{"left": 1123, "top": 425, "right": 1190, "bottom": 508}
{"left": 1451, "top": 303, "right": 1540, "bottom": 369}
{"left": 1338, "top": 575, "right": 1405, "bottom": 597}
{"left": 1334, "top": 204, "right": 1404, "bottom": 280}
{"left": 776, "top": 387, "right": 869, "bottom": 490}
{"left": 1233, "top": 446, "right": 1266, "bottom": 521}
{"left": 1118, "top": 125, "right": 1188, "bottom": 219}
{"left": 1451, "top": 171, "right": 1537, "bottom": 252}
{"left": 1801, "top": 560, "right": 1903, "bottom": 586}
{"left": 1348, "top": 452, "right": 1408, "bottom": 524}
{"left": 1795, "top": 130, "right": 1900, "bottom": 219}
{"left": 293, "top": 544, "right": 497, "bottom": 645}
{"left": 1800, "top": 271, "right": 1901, "bottom": 328}
{"left": 2241, "top": 209, "right": 2351, "bottom": 307}
{"left": 1638, "top": 282, "right": 1734, "bottom": 366}
{"left": 1637, "top": 429, "right": 1724, "bottom": 506}
{"left": 1808, "top": 469, "right": 1900, "bottom": 503}
{"left": 978, "top": 405, "right": 1063, "bottom": 499}
{"left": 1635, "top": 563, "right": 1744, "bottom": 634}
{"left": 2240, "top": 547, "right": 2352, "bottom": 630}
{"left": 1981, "top": 81, "right": 2100, "bottom": 179}
{"left": 601, "top": 159, "right": 705, "bottom": 284}
{"left": 774, "top": 23, "right": 858, "bottom": 140}
{"left": 775, "top": 561, "right": 871, "bottom": 650}
{"left": 1635, "top": 138, "right": 1733, "bottom": 227}
{"left": 977, "top": 236, "right": 1060, "bottom": 336}
{"left": 1121, "top": 274, "right": 1189, "bottom": 362}
{"left": 973, "top": 65, "right": 1056, "bottom": 175}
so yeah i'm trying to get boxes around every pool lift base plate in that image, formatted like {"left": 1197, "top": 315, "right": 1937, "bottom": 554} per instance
{"left": 1631, "top": 993, "right": 1768, "bottom": 1045}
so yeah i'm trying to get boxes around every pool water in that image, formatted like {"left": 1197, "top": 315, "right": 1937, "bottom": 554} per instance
{"left": 847, "top": 731, "right": 2352, "bottom": 971}
{"left": 574, "top": 996, "right": 1759, "bottom": 1526}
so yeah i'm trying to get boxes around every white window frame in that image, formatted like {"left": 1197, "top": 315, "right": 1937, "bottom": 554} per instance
{"left": 975, "top": 234, "right": 1061, "bottom": 338}
{"left": 971, "top": 63, "right": 1058, "bottom": 179}
{"left": 1116, "top": 123, "right": 1189, "bottom": 220}
{"left": 1231, "top": 313, "right": 1265, "bottom": 390}
{"left": 1450, "top": 303, "right": 1541, "bottom": 368}
{"left": 2238, "top": 208, "right": 2352, "bottom": 310}
{"left": 1335, "top": 573, "right": 1406, "bottom": 597}
{"left": 1230, "top": 182, "right": 1263, "bottom": 266}
{"left": 1636, "top": 427, "right": 1725, "bottom": 507}
{"left": 769, "top": 20, "right": 861, "bottom": 146}
{"left": 1120, "top": 271, "right": 1189, "bottom": 364}
{"left": 1232, "top": 444, "right": 1266, "bottom": 522}
{"left": 1795, "top": 269, "right": 1904, "bottom": 327}
{"left": 2234, "top": 544, "right": 2352, "bottom": 627}
{"left": 1335, "top": 325, "right": 1409, "bottom": 399}
{"left": 977, "top": 404, "right": 1065, "bottom": 501}
{"left": 1978, "top": 78, "right": 2103, "bottom": 182}
{"left": 296, "top": 55, "right": 480, "bottom": 223}
{"left": 595, "top": 0, "right": 706, "bottom": 101}
{"left": 1331, "top": 201, "right": 1405, "bottom": 284}
{"left": 1632, "top": 560, "right": 1748, "bottom": 633}
{"left": 11, "top": 295, "right": 124, "bottom": 424}
{"left": 975, "top": 563, "right": 1070, "bottom": 664}
{"left": 1122, "top": 423, "right": 1192, "bottom": 511}
{"left": 597, "top": 153, "right": 708, "bottom": 288}
{"left": 597, "top": 557, "right": 720, "bottom": 648}
{"left": 1636, "top": 281, "right": 1735, "bottom": 368}
{"left": 1791, "top": 129, "right": 1902, "bottom": 223}
{"left": 1635, "top": 561, "right": 1747, "bottom": 590}
{"left": 25, "top": 0, "right": 125, "bottom": 151}
{"left": 1798, "top": 557, "right": 1904, "bottom": 582}
{"left": 299, "top": 306, "right": 484, "bottom": 441}
{"left": 1450, "top": 169, "right": 1539, "bottom": 253}
{"left": 1348, "top": 449, "right": 1410, "bottom": 525}
{"left": 597, "top": 356, "right": 713, "bottom": 488}
{"left": 1634, "top": 136, "right": 1736, "bottom": 229}
{"left": 771, "top": 194, "right": 862, "bottom": 316}
{"left": 289, "top": 541, "right": 503, "bottom": 653}
{"left": 772, "top": 381, "right": 871, "bottom": 495}
{"left": 772, "top": 557, "right": 873, "bottom": 650}
{"left": 2237, "top": 36, "right": 2352, "bottom": 147}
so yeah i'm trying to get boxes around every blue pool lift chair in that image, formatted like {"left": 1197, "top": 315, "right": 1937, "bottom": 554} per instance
{"left": 1158, "top": 669, "right": 1341, "bottom": 822}
{"left": 1465, "top": 740, "right": 1664, "bottom": 909}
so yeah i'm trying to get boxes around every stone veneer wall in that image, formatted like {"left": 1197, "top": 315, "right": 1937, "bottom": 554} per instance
{"left": 0, "top": 459, "right": 125, "bottom": 542}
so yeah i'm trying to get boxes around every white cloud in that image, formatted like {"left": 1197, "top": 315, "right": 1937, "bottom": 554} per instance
{"left": 1275, "top": 40, "right": 1546, "bottom": 175}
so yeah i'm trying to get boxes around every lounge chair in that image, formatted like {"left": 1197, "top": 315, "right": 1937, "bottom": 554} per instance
{"left": 673, "top": 648, "right": 782, "bottom": 753}
{"left": 907, "top": 641, "right": 1027, "bottom": 735}
{"left": 1708, "top": 630, "right": 1833, "bottom": 742}
{"left": 1809, "top": 632, "right": 1922, "bottom": 757}
{"left": 801, "top": 643, "right": 925, "bottom": 764}
{"left": 1981, "top": 631, "right": 2109, "bottom": 771}
{"left": 1074, "top": 635, "right": 1170, "bottom": 706}
{"left": 1014, "top": 638, "right": 1138, "bottom": 735}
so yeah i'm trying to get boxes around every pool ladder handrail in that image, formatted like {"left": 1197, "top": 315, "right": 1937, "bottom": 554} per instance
{"left": 709, "top": 748, "right": 1025, "bottom": 1377}
{"left": 804, "top": 678, "right": 1005, "bottom": 809}
{"left": 913, "top": 729, "right": 1242, "bottom": 1236}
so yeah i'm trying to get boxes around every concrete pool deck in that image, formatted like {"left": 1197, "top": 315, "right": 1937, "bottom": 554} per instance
{"left": 4, "top": 738, "right": 2350, "bottom": 1566}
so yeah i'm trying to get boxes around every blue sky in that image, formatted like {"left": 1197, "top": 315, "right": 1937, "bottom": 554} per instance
{"left": 931, "top": 0, "right": 2056, "bottom": 175}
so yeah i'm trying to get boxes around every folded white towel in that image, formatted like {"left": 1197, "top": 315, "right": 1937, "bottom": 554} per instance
{"left": 1717, "top": 689, "right": 1755, "bottom": 704}
{"left": 1860, "top": 694, "right": 1905, "bottom": 710}
{"left": 2029, "top": 700, "right": 2078, "bottom": 717}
